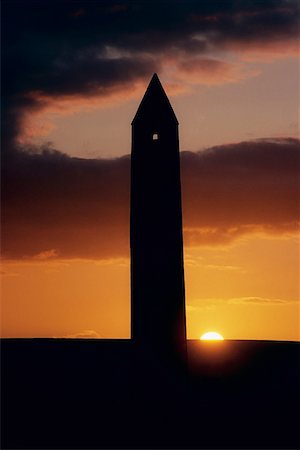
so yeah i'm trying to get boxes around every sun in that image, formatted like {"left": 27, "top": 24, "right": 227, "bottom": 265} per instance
{"left": 200, "top": 331, "right": 224, "bottom": 341}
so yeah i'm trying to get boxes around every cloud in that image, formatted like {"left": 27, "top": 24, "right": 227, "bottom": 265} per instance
{"left": 187, "top": 302, "right": 217, "bottom": 312}
{"left": 2, "top": 138, "right": 299, "bottom": 260}
{"left": 3, "top": 55, "right": 159, "bottom": 148}
{"left": 0, "top": 270, "right": 20, "bottom": 277}
{"left": 2, "top": 0, "right": 299, "bottom": 148}
{"left": 33, "top": 249, "right": 60, "bottom": 260}
{"left": 176, "top": 58, "right": 260, "bottom": 85}
{"left": 188, "top": 296, "right": 298, "bottom": 310}
{"left": 181, "top": 138, "right": 300, "bottom": 246}
{"left": 2, "top": 146, "right": 131, "bottom": 259}
{"left": 227, "top": 297, "right": 294, "bottom": 305}
{"left": 204, "top": 265, "right": 242, "bottom": 272}
{"left": 186, "top": 305, "right": 198, "bottom": 312}
{"left": 58, "top": 330, "right": 101, "bottom": 339}
{"left": 184, "top": 254, "right": 243, "bottom": 270}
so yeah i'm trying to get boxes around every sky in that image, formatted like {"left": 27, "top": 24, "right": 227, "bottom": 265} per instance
{"left": 1, "top": 0, "right": 300, "bottom": 340}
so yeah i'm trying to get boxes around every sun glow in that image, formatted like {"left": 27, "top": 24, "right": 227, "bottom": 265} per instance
{"left": 200, "top": 331, "right": 224, "bottom": 341}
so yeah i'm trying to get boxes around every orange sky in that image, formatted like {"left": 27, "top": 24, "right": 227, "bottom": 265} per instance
{"left": 1, "top": 234, "right": 299, "bottom": 340}
{"left": 1, "top": 0, "right": 299, "bottom": 341}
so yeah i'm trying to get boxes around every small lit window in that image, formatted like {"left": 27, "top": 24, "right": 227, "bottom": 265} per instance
{"left": 153, "top": 133, "right": 159, "bottom": 140}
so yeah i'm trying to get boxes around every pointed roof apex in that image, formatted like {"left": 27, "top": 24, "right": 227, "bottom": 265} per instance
{"left": 132, "top": 73, "right": 178, "bottom": 125}
{"left": 151, "top": 72, "right": 159, "bottom": 82}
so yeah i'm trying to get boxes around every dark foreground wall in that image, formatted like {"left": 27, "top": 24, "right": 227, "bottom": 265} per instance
{"left": 1, "top": 339, "right": 299, "bottom": 449}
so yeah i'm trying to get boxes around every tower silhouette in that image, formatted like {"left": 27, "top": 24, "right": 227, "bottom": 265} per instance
{"left": 130, "top": 74, "right": 186, "bottom": 357}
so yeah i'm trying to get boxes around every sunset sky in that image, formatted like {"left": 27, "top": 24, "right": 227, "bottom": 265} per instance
{"left": 2, "top": 0, "right": 299, "bottom": 340}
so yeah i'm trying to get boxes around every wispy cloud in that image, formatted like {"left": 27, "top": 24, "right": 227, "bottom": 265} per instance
{"left": 176, "top": 57, "right": 260, "bottom": 85}
{"left": 32, "top": 249, "right": 60, "bottom": 260}
{"left": 0, "top": 270, "right": 20, "bottom": 277}
{"left": 58, "top": 330, "right": 102, "bottom": 339}
{"left": 187, "top": 296, "right": 298, "bottom": 311}
{"left": 204, "top": 264, "right": 242, "bottom": 272}
{"left": 184, "top": 255, "right": 244, "bottom": 271}
{"left": 227, "top": 296, "right": 296, "bottom": 305}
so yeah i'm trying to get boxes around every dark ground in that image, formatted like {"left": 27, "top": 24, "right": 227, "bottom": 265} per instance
{"left": 1, "top": 339, "right": 299, "bottom": 449}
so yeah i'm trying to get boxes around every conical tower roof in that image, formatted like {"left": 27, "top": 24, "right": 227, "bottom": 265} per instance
{"left": 132, "top": 73, "right": 178, "bottom": 125}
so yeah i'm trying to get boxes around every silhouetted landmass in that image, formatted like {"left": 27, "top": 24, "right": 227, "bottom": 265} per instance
{"left": 1, "top": 339, "right": 299, "bottom": 449}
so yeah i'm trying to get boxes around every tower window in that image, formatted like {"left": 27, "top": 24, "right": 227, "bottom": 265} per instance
{"left": 152, "top": 133, "right": 159, "bottom": 140}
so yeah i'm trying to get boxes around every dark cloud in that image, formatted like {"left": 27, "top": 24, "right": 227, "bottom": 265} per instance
{"left": 2, "top": 138, "right": 299, "bottom": 259}
{"left": 181, "top": 138, "right": 300, "bottom": 245}
{"left": 2, "top": 0, "right": 299, "bottom": 147}
{"left": 2, "top": 145, "right": 131, "bottom": 259}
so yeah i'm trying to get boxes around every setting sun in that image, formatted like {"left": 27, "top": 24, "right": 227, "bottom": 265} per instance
{"left": 200, "top": 332, "right": 224, "bottom": 341}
